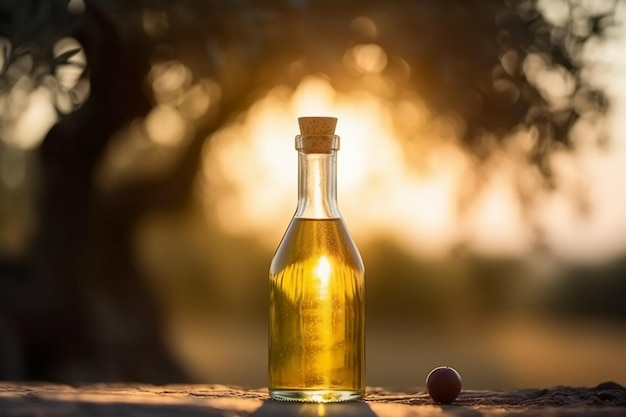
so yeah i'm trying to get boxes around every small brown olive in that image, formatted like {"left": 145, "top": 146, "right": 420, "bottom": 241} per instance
{"left": 426, "top": 366, "right": 462, "bottom": 404}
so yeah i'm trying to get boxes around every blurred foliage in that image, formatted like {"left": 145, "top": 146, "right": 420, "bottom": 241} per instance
{"left": 0, "top": 0, "right": 616, "bottom": 163}
{"left": 541, "top": 256, "right": 626, "bottom": 324}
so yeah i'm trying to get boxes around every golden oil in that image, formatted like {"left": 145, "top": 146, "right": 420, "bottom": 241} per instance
{"left": 269, "top": 218, "right": 365, "bottom": 402}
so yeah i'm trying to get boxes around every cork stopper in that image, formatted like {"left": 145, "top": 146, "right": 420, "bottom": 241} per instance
{"left": 296, "top": 117, "right": 340, "bottom": 153}
{"left": 298, "top": 117, "right": 337, "bottom": 135}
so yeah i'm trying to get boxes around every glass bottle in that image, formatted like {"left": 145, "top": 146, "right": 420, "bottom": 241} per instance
{"left": 269, "top": 117, "right": 365, "bottom": 403}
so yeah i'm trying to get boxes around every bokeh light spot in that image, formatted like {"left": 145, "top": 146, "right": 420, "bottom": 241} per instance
{"left": 145, "top": 105, "right": 186, "bottom": 146}
{"left": 179, "top": 82, "right": 211, "bottom": 119}
{"left": 351, "top": 43, "right": 388, "bottom": 74}
{"left": 350, "top": 16, "right": 378, "bottom": 39}
{"left": 150, "top": 61, "right": 191, "bottom": 103}
{"left": 5, "top": 86, "right": 57, "bottom": 150}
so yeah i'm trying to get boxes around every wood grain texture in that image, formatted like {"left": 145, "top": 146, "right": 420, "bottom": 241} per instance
{"left": 0, "top": 382, "right": 624, "bottom": 416}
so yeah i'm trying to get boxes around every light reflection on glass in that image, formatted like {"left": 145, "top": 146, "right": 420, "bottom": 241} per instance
{"left": 314, "top": 256, "right": 331, "bottom": 299}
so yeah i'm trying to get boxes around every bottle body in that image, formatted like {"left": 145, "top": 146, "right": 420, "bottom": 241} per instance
{"left": 268, "top": 118, "right": 365, "bottom": 402}
{"left": 269, "top": 218, "right": 365, "bottom": 402}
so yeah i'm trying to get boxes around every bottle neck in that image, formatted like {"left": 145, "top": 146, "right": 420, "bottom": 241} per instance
{"left": 294, "top": 150, "right": 341, "bottom": 219}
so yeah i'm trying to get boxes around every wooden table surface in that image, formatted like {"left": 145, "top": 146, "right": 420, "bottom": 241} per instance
{"left": 0, "top": 382, "right": 625, "bottom": 416}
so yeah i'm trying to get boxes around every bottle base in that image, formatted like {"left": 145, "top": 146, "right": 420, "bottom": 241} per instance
{"left": 269, "top": 389, "right": 363, "bottom": 403}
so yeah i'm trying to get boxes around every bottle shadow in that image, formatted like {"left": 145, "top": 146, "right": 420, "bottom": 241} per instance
{"left": 436, "top": 404, "right": 484, "bottom": 416}
{"left": 250, "top": 400, "right": 378, "bottom": 417}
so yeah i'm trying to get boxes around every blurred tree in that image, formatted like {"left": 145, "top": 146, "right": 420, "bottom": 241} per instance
{"left": 0, "top": 0, "right": 616, "bottom": 381}
{"left": 541, "top": 256, "right": 626, "bottom": 325}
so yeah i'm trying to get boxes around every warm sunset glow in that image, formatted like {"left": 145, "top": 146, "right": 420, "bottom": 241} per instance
{"left": 199, "top": 21, "right": 626, "bottom": 264}
{"left": 201, "top": 75, "right": 538, "bottom": 259}
{"left": 465, "top": 161, "right": 535, "bottom": 257}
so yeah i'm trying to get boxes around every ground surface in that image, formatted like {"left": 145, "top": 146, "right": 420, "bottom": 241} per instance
{"left": 0, "top": 382, "right": 625, "bottom": 416}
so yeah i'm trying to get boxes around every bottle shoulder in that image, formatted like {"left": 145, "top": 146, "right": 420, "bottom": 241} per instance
{"left": 270, "top": 217, "right": 364, "bottom": 274}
